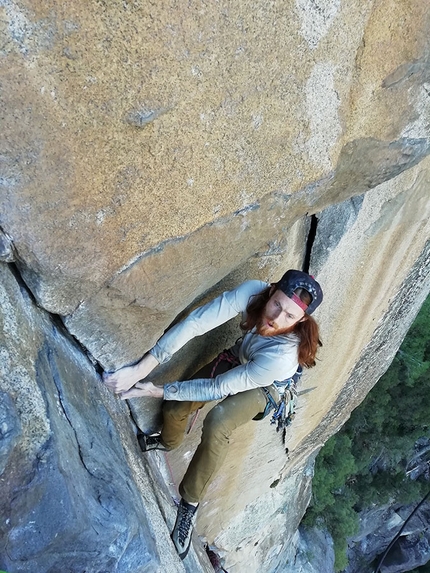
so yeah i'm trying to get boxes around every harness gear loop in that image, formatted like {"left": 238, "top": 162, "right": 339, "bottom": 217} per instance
{"left": 210, "top": 350, "right": 241, "bottom": 378}
{"left": 257, "top": 366, "right": 303, "bottom": 447}
{"left": 209, "top": 350, "right": 302, "bottom": 449}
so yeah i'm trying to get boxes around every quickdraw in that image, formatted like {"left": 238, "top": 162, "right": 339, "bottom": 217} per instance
{"left": 270, "top": 386, "right": 297, "bottom": 446}
{"left": 261, "top": 366, "right": 303, "bottom": 450}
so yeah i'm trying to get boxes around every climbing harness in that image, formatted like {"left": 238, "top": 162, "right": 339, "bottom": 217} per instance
{"left": 208, "top": 349, "right": 302, "bottom": 450}
{"left": 210, "top": 350, "right": 241, "bottom": 377}
{"left": 255, "top": 387, "right": 279, "bottom": 420}
{"left": 187, "top": 350, "right": 241, "bottom": 434}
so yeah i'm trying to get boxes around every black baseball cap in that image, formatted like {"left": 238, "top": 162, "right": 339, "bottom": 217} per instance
{"left": 276, "top": 269, "right": 323, "bottom": 315}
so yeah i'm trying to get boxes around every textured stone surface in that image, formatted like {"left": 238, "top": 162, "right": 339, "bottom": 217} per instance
{"left": 1, "top": 1, "right": 430, "bottom": 571}
{"left": 292, "top": 193, "right": 430, "bottom": 471}
{"left": 65, "top": 134, "right": 430, "bottom": 370}
{"left": 0, "top": 1, "right": 429, "bottom": 368}
{"left": 1, "top": 0, "right": 371, "bottom": 314}
{"left": 310, "top": 194, "right": 364, "bottom": 275}
{"left": 124, "top": 160, "right": 430, "bottom": 573}
{"left": 0, "top": 264, "right": 190, "bottom": 573}
{"left": 288, "top": 527, "right": 335, "bottom": 573}
{"left": 343, "top": 503, "right": 430, "bottom": 573}
{"left": 0, "top": 229, "right": 14, "bottom": 262}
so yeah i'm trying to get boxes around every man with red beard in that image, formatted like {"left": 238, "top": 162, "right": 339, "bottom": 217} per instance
{"left": 103, "top": 269, "right": 323, "bottom": 559}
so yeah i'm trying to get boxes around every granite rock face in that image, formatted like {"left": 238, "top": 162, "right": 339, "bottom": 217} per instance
{"left": 64, "top": 135, "right": 430, "bottom": 370}
{"left": 1, "top": 0, "right": 429, "bottom": 369}
{"left": 0, "top": 264, "right": 194, "bottom": 573}
{"left": 194, "top": 161, "right": 430, "bottom": 572}
{"left": 1, "top": 1, "right": 430, "bottom": 572}
{"left": 293, "top": 502, "right": 430, "bottom": 573}
{"left": 344, "top": 502, "right": 430, "bottom": 573}
{"left": 289, "top": 527, "right": 336, "bottom": 573}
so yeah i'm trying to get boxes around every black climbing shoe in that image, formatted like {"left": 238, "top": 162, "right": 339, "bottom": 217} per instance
{"left": 171, "top": 498, "right": 198, "bottom": 559}
{"left": 137, "top": 431, "right": 170, "bottom": 452}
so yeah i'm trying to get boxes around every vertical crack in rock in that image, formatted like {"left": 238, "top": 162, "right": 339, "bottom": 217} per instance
{"left": 126, "top": 404, "right": 142, "bottom": 433}
{"left": 2, "top": 261, "right": 110, "bottom": 479}
{"left": 8, "top": 262, "right": 39, "bottom": 307}
{"left": 46, "top": 346, "right": 99, "bottom": 480}
{"left": 309, "top": 194, "right": 365, "bottom": 275}
{"left": 7, "top": 259, "right": 104, "bottom": 375}
{"left": 303, "top": 215, "right": 319, "bottom": 273}
{"left": 5, "top": 259, "right": 143, "bottom": 468}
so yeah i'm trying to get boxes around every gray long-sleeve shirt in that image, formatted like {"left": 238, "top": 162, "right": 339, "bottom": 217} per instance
{"left": 149, "top": 280, "right": 300, "bottom": 402}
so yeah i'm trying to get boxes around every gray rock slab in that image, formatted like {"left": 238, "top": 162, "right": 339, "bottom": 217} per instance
{"left": 0, "top": 264, "right": 185, "bottom": 572}
{"left": 343, "top": 502, "right": 430, "bottom": 573}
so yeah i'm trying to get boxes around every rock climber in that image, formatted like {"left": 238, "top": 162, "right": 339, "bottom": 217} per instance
{"left": 103, "top": 269, "right": 323, "bottom": 559}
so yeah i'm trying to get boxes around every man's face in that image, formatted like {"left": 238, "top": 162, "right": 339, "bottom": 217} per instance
{"left": 256, "top": 289, "right": 306, "bottom": 336}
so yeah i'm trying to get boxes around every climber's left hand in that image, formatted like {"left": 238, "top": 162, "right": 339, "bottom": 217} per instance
{"left": 120, "top": 381, "right": 164, "bottom": 400}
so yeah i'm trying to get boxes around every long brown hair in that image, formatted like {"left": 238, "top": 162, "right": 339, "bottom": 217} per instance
{"left": 241, "top": 285, "right": 322, "bottom": 368}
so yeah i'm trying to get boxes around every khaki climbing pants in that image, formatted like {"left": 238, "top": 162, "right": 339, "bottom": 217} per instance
{"left": 160, "top": 354, "right": 270, "bottom": 504}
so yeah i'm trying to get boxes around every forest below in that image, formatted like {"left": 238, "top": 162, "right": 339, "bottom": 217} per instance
{"left": 303, "top": 295, "right": 430, "bottom": 572}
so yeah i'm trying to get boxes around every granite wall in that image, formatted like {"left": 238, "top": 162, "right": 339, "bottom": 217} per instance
{"left": 1, "top": 0, "right": 429, "bottom": 571}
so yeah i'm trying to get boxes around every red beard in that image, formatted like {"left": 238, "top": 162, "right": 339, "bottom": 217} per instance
{"left": 255, "top": 315, "right": 296, "bottom": 337}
